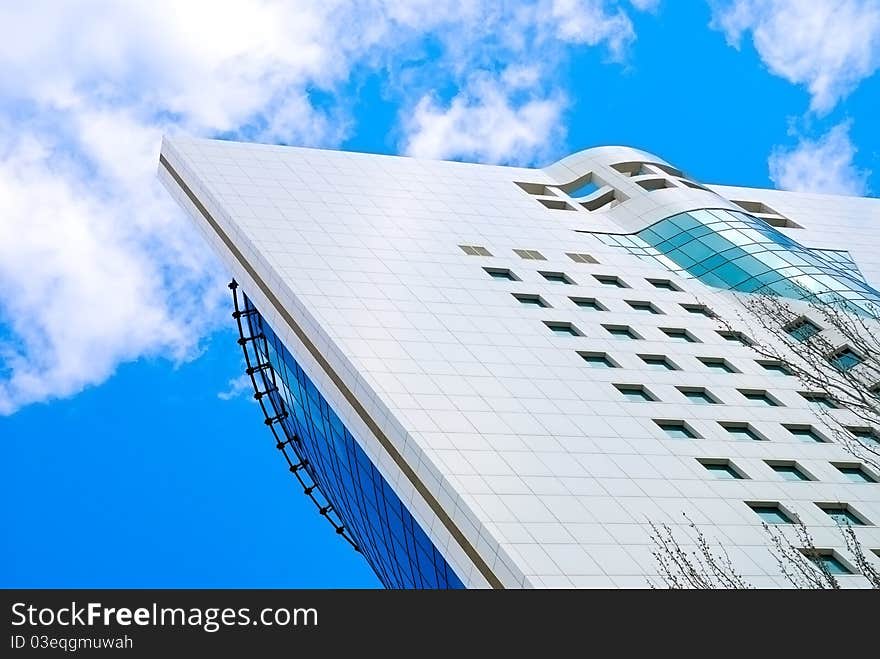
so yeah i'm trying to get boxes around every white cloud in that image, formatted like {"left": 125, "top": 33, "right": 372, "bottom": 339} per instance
{"left": 768, "top": 122, "right": 870, "bottom": 196}
{"left": 403, "top": 70, "right": 565, "bottom": 164}
{"left": 218, "top": 375, "right": 254, "bottom": 401}
{"left": 549, "top": 0, "right": 637, "bottom": 59}
{"left": 710, "top": 0, "right": 880, "bottom": 113}
{"left": 0, "top": 0, "right": 649, "bottom": 413}
{"left": 629, "top": 0, "right": 660, "bottom": 10}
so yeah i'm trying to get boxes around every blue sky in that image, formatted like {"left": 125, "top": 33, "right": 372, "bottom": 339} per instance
{"left": 1, "top": 1, "right": 879, "bottom": 587}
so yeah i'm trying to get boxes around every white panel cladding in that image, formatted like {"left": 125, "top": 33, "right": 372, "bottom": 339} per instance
{"left": 160, "top": 136, "right": 880, "bottom": 588}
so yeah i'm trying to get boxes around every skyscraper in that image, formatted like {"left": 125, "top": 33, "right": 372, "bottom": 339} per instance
{"left": 159, "top": 138, "right": 880, "bottom": 588}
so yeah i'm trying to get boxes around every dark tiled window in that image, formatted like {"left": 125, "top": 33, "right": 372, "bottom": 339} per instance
{"left": 615, "top": 384, "right": 657, "bottom": 402}
{"left": 720, "top": 423, "right": 765, "bottom": 441}
{"left": 604, "top": 325, "right": 640, "bottom": 340}
{"left": 767, "top": 462, "right": 811, "bottom": 481}
{"left": 681, "top": 303, "right": 714, "bottom": 317}
{"left": 699, "top": 459, "right": 745, "bottom": 479}
{"left": 739, "top": 389, "right": 781, "bottom": 406}
{"left": 748, "top": 503, "right": 794, "bottom": 524}
{"left": 639, "top": 355, "right": 678, "bottom": 371}
{"left": 817, "top": 504, "right": 868, "bottom": 527}
{"left": 717, "top": 330, "right": 752, "bottom": 346}
{"left": 784, "top": 425, "right": 827, "bottom": 443}
{"left": 513, "top": 293, "right": 549, "bottom": 308}
{"left": 805, "top": 552, "right": 853, "bottom": 575}
{"left": 799, "top": 392, "right": 840, "bottom": 409}
{"left": 847, "top": 427, "right": 880, "bottom": 444}
{"left": 460, "top": 244, "right": 492, "bottom": 256}
{"left": 627, "top": 300, "right": 662, "bottom": 314}
{"left": 829, "top": 348, "right": 862, "bottom": 372}
{"left": 679, "top": 387, "right": 719, "bottom": 405}
{"left": 758, "top": 360, "right": 793, "bottom": 376}
{"left": 566, "top": 252, "right": 599, "bottom": 264}
{"left": 513, "top": 248, "right": 545, "bottom": 260}
{"left": 545, "top": 321, "right": 581, "bottom": 336}
{"left": 655, "top": 420, "right": 699, "bottom": 439}
{"left": 541, "top": 271, "right": 574, "bottom": 284}
{"left": 594, "top": 274, "right": 628, "bottom": 288}
{"left": 834, "top": 464, "right": 877, "bottom": 483}
{"left": 570, "top": 297, "right": 605, "bottom": 311}
{"left": 485, "top": 267, "right": 518, "bottom": 281}
{"left": 580, "top": 352, "right": 617, "bottom": 368}
{"left": 648, "top": 278, "right": 680, "bottom": 291}
{"left": 699, "top": 357, "right": 737, "bottom": 373}
{"left": 786, "top": 317, "right": 820, "bottom": 342}
{"left": 661, "top": 328, "right": 699, "bottom": 343}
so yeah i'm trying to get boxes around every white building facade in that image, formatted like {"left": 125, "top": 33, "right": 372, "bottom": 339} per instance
{"left": 159, "top": 137, "right": 880, "bottom": 588}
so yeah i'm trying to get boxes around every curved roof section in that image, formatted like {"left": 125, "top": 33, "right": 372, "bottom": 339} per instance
{"left": 542, "top": 145, "right": 674, "bottom": 175}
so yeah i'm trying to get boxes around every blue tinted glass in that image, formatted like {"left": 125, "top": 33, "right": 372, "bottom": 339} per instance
{"left": 658, "top": 423, "right": 695, "bottom": 439}
{"left": 584, "top": 209, "right": 880, "bottom": 312}
{"left": 824, "top": 508, "right": 864, "bottom": 526}
{"left": 788, "top": 320, "right": 819, "bottom": 341}
{"left": 582, "top": 354, "right": 614, "bottom": 368}
{"left": 704, "top": 463, "right": 741, "bottom": 479}
{"left": 773, "top": 465, "right": 809, "bottom": 481}
{"left": 567, "top": 180, "right": 600, "bottom": 198}
{"left": 831, "top": 349, "right": 862, "bottom": 371}
{"left": 788, "top": 426, "right": 823, "bottom": 442}
{"left": 812, "top": 555, "right": 851, "bottom": 575}
{"left": 838, "top": 467, "right": 874, "bottom": 483}
{"left": 751, "top": 506, "right": 792, "bottom": 524}
{"left": 244, "top": 296, "right": 464, "bottom": 589}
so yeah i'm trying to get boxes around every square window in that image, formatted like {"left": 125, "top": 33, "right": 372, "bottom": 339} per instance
{"left": 785, "top": 317, "right": 820, "bottom": 342}
{"left": 648, "top": 278, "right": 680, "bottom": 291}
{"left": 566, "top": 252, "right": 599, "bottom": 264}
{"left": 594, "top": 274, "right": 628, "bottom": 288}
{"left": 604, "top": 325, "right": 640, "bottom": 340}
{"left": 570, "top": 297, "right": 605, "bottom": 311}
{"left": 699, "top": 357, "right": 737, "bottom": 373}
{"left": 662, "top": 328, "right": 699, "bottom": 343}
{"left": 545, "top": 321, "right": 581, "bottom": 336}
{"left": 717, "top": 330, "right": 752, "bottom": 346}
{"left": 627, "top": 300, "right": 662, "bottom": 314}
{"left": 515, "top": 181, "right": 554, "bottom": 196}
{"left": 720, "top": 422, "right": 765, "bottom": 441}
{"left": 834, "top": 464, "right": 877, "bottom": 483}
{"left": 565, "top": 177, "right": 601, "bottom": 198}
{"left": 513, "top": 248, "right": 546, "bottom": 260}
{"left": 784, "top": 425, "right": 826, "bottom": 443}
{"left": 513, "top": 293, "right": 549, "bottom": 308}
{"left": 541, "top": 271, "right": 574, "bottom": 284}
{"left": 829, "top": 348, "right": 862, "bottom": 372}
{"left": 615, "top": 384, "right": 657, "bottom": 402}
{"left": 767, "top": 462, "right": 811, "bottom": 481}
{"left": 847, "top": 427, "right": 880, "bottom": 444}
{"left": 758, "top": 360, "right": 792, "bottom": 376}
{"left": 655, "top": 420, "right": 699, "bottom": 439}
{"left": 748, "top": 503, "right": 794, "bottom": 525}
{"left": 817, "top": 504, "right": 867, "bottom": 527}
{"left": 679, "top": 387, "right": 719, "bottom": 405}
{"left": 580, "top": 352, "right": 617, "bottom": 368}
{"left": 639, "top": 355, "right": 678, "bottom": 371}
{"left": 681, "top": 304, "right": 714, "bottom": 317}
{"left": 698, "top": 459, "right": 745, "bottom": 480}
{"left": 459, "top": 244, "right": 492, "bottom": 256}
{"left": 739, "top": 389, "right": 781, "bottom": 406}
{"left": 538, "top": 198, "right": 575, "bottom": 211}
{"left": 799, "top": 392, "right": 839, "bottom": 409}
{"left": 485, "top": 267, "right": 518, "bottom": 281}
{"left": 805, "top": 552, "right": 853, "bottom": 575}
